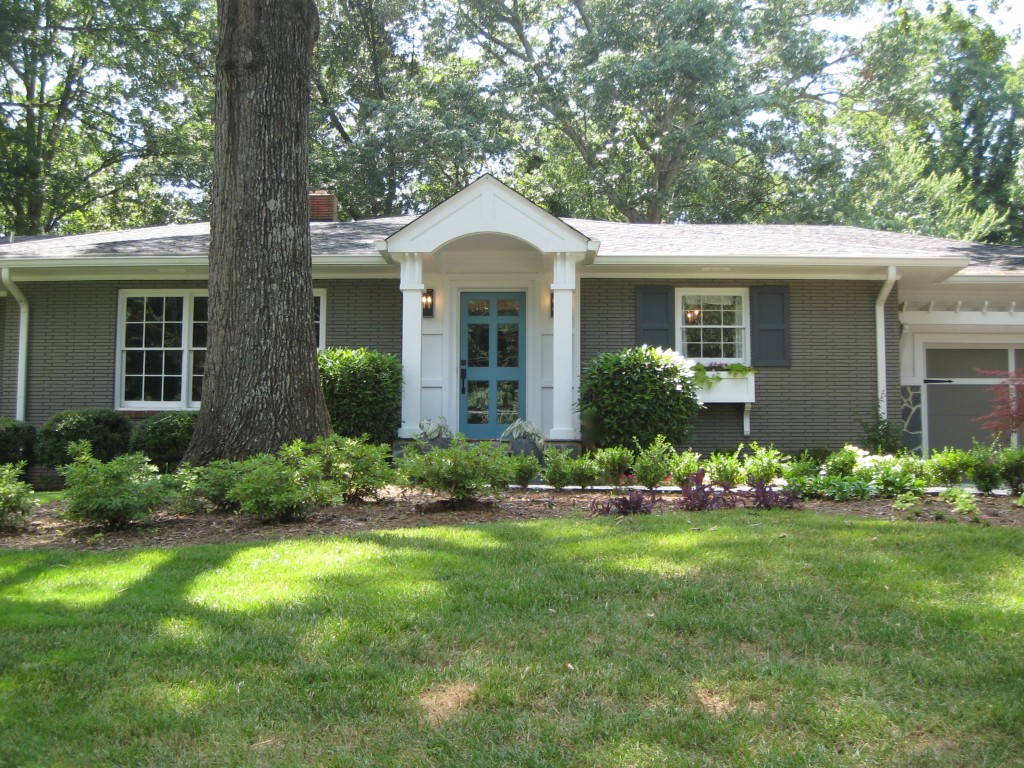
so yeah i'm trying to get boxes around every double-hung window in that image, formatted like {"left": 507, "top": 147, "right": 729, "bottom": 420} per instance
{"left": 676, "top": 288, "right": 749, "bottom": 364}
{"left": 116, "top": 289, "right": 326, "bottom": 409}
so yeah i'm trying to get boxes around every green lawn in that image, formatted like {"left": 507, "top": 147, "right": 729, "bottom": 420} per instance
{"left": 2, "top": 512, "right": 1022, "bottom": 767}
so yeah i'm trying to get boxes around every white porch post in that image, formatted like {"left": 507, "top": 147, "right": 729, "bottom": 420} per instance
{"left": 397, "top": 253, "right": 424, "bottom": 438}
{"left": 550, "top": 252, "right": 582, "bottom": 440}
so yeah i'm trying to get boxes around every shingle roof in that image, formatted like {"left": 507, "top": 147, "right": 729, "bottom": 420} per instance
{"left": 2, "top": 215, "right": 1022, "bottom": 274}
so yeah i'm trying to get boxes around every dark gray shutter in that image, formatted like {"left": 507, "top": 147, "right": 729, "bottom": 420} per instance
{"left": 635, "top": 286, "right": 674, "bottom": 348}
{"left": 750, "top": 286, "right": 790, "bottom": 367}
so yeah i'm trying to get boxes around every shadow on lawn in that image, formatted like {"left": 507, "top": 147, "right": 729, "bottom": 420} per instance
{"left": 1, "top": 516, "right": 1022, "bottom": 766}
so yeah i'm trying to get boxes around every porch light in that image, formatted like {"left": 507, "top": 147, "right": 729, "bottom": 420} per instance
{"left": 421, "top": 288, "right": 435, "bottom": 318}
{"left": 550, "top": 291, "right": 555, "bottom": 318}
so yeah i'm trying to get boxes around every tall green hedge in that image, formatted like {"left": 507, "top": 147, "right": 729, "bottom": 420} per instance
{"left": 36, "top": 408, "right": 134, "bottom": 468}
{"left": 0, "top": 418, "right": 35, "bottom": 465}
{"left": 577, "top": 346, "right": 701, "bottom": 449}
{"left": 317, "top": 347, "right": 402, "bottom": 445}
{"left": 129, "top": 411, "right": 198, "bottom": 472}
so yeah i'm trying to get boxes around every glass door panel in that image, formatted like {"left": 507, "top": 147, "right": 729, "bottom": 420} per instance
{"left": 460, "top": 292, "right": 526, "bottom": 438}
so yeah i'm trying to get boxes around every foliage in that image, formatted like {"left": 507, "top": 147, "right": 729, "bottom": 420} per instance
{"left": 226, "top": 453, "right": 325, "bottom": 523}
{"left": 853, "top": 453, "right": 928, "bottom": 498}
{"left": 674, "top": 470, "right": 742, "bottom": 511}
{"left": 824, "top": 445, "right": 863, "bottom": 478}
{"left": 858, "top": 410, "right": 905, "bottom": 456}
{"left": 36, "top": 409, "right": 134, "bottom": 468}
{"left": 567, "top": 456, "right": 600, "bottom": 490}
{"left": 996, "top": 447, "right": 1024, "bottom": 495}
{"left": 746, "top": 480, "right": 799, "bottom": 511}
{"left": 0, "top": 419, "right": 35, "bottom": 466}
{"left": 928, "top": 446, "right": 971, "bottom": 486}
{"left": 500, "top": 419, "right": 543, "bottom": 441}
{"left": 592, "top": 491, "right": 658, "bottom": 517}
{"left": 784, "top": 450, "right": 823, "bottom": 481}
{"left": 975, "top": 369, "right": 1024, "bottom": 438}
{"left": 593, "top": 446, "right": 634, "bottom": 486}
{"left": 398, "top": 436, "right": 512, "bottom": 502}
{"left": 59, "top": 441, "right": 169, "bottom": 529}
{"left": 577, "top": 346, "right": 700, "bottom": 449}
{"left": 540, "top": 446, "right": 576, "bottom": 491}
{"left": 318, "top": 348, "right": 403, "bottom": 445}
{"left": 742, "top": 442, "right": 788, "bottom": 484}
{"left": 691, "top": 363, "right": 757, "bottom": 389}
{"left": 672, "top": 450, "right": 702, "bottom": 483}
{"left": 509, "top": 452, "right": 541, "bottom": 488}
{"left": 0, "top": 462, "right": 34, "bottom": 530}
{"left": 414, "top": 418, "right": 454, "bottom": 442}
{"left": 129, "top": 411, "right": 198, "bottom": 473}
{"left": 967, "top": 441, "right": 1003, "bottom": 494}
{"left": 940, "top": 486, "right": 980, "bottom": 517}
{"left": 818, "top": 476, "right": 876, "bottom": 502}
{"left": 630, "top": 435, "right": 677, "bottom": 490}
{"left": 704, "top": 449, "right": 745, "bottom": 488}
{"left": 173, "top": 459, "right": 244, "bottom": 514}
{"left": 279, "top": 435, "right": 398, "bottom": 503}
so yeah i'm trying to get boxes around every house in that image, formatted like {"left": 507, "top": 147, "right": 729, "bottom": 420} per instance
{"left": 1, "top": 175, "right": 1022, "bottom": 454}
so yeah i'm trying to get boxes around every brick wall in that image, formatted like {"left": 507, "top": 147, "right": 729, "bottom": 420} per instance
{"left": 0, "top": 279, "right": 402, "bottom": 424}
{"left": 580, "top": 278, "right": 901, "bottom": 453}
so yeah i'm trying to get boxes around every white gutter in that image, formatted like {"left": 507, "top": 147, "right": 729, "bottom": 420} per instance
{"left": 1, "top": 269, "right": 29, "bottom": 421}
{"left": 875, "top": 266, "right": 899, "bottom": 419}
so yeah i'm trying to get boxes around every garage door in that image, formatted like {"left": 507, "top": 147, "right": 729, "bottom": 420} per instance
{"left": 925, "top": 348, "right": 1021, "bottom": 452}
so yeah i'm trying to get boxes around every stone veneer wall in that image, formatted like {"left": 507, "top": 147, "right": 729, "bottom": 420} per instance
{"left": 580, "top": 277, "right": 901, "bottom": 453}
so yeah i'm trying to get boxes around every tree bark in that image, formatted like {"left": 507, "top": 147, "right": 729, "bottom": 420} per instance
{"left": 184, "top": 0, "right": 331, "bottom": 463}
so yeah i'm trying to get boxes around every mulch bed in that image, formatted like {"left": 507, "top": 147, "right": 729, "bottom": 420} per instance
{"left": 2, "top": 488, "right": 1022, "bottom": 553}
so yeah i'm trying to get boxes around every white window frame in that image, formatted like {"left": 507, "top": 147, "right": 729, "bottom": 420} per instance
{"left": 675, "top": 287, "right": 750, "bottom": 365}
{"left": 115, "top": 288, "right": 327, "bottom": 410}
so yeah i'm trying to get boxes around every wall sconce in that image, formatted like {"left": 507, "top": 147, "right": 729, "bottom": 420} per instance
{"left": 550, "top": 290, "right": 555, "bottom": 318}
{"left": 421, "top": 288, "right": 435, "bottom": 318}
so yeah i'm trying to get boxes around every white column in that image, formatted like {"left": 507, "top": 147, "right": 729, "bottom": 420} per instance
{"left": 397, "top": 253, "right": 424, "bottom": 438}
{"left": 550, "top": 252, "right": 582, "bottom": 440}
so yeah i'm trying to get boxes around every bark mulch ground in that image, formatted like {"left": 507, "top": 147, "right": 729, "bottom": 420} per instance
{"left": 2, "top": 488, "right": 1021, "bottom": 553}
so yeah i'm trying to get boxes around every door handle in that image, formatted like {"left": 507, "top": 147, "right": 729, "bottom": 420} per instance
{"left": 924, "top": 379, "right": 954, "bottom": 384}
{"left": 460, "top": 359, "right": 467, "bottom": 394}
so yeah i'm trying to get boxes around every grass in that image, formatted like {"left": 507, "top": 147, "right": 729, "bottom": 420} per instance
{"left": 1, "top": 511, "right": 1023, "bottom": 767}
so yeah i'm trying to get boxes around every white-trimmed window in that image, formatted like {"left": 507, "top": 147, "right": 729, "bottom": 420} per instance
{"left": 116, "top": 289, "right": 326, "bottom": 409}
{"left": 676, "top": 288, "right": 749, "bottom": 364}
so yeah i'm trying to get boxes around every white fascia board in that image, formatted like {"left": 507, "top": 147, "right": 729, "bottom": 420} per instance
{"left": 943, "top": 273, "right": 1024, "bottom": 284}
{"left": 590, "top": 254, "right": 965, "bottom": 269}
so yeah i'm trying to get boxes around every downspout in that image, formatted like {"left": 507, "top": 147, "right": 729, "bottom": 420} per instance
{"left": 875, "top": 266, "right": 898, "bottom": 420}
{"left": 1, "top": 269, "right": 29, "bottom": 421}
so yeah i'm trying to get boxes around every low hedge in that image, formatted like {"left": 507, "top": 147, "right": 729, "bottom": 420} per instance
{"left": 0, "top": 418, "right": 35, "bottom": 465}
{"left": 36, "top": 408, "right": 134, "bottom": 468}
{"left": 129, "top": 411, "right": 198, "bottom": 472}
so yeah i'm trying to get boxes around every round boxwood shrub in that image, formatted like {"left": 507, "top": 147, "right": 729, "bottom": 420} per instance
{"left": 129, "top": 411, "right": 198, "bottom": 472}
{"left": 318, "top": 347, "right": 402, "bottom": 445}
{"left": 0, "top": 418, "right": 35, "bottom": 465}
{"left": 36, "top": 408, "right": 134, "bottom": 468}
{"left": 577, "top": 346, "right": 701, "bottom": 449}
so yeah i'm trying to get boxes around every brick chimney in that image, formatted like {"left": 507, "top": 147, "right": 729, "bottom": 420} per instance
{"left": 308, "top": 190, "right": 338, "bottom": 222}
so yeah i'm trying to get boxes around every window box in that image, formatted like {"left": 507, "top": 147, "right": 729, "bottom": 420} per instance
{"left": 696, "top": 371, "right": 755, "bottom": 403}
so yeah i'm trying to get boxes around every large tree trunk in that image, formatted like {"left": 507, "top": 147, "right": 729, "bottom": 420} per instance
{"left": 184, "top": 0, "right": 331, "bottom": 463}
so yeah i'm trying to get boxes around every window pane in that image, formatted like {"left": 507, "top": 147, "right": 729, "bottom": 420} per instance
{"left": 497, "top": 323, "right": 518, "bottom": 367}
{"left": 468, "top": 324, "right": 489, "bottom": 367}
{"left": 126, "top": 297, "right": 145, "bottom": 323}
{"left": 193, "top": 296, "right": 208, "bottom": 322}
{"left": 124, "top": 376, "right": 143, "bottom": 401}
{"left": 164, "top": 297, "right": 184, "bottom": 322}
{"left": 145, "top": 297, "right": 164, "bottom": 321}
{"left": 497, "top": 300, "right": 519, "bottom": 317}
{"left": 143, "top": 377, "right": 163, "bottom": 401}
{"left": 163, "top": 377, "right": 182, "bottom": 402}
{"left": 468, "top": 300, "right": 489, "bottom": 316}
{"left": 163, "top": 322, "right": 182, "bottom": 348}
{"left": 165, "top": 351, "right": 183, "bottom": 376}
{"left": 125, "top": 350, "right": 144, "bottom": 375}
{"left": 144, "top": 351, "right": 162, "bottom": 375}
{"left": 192, "top": 322, "right": 207, "bottom": 349}
{"left": 497, "top": 381, "right": 519, "bottom": 424}
{"left": 125, "top": 323, "right": 143, "bottom": 347}
{"left": 144, "top": 324, "right": 163, "bottom": 348}
{"left": 466, "top": 381, "right": 489, "bottom": 424}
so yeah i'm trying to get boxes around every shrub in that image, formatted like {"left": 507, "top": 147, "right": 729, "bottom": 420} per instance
{"left": 858, "top": 409, "right": 905, "bottom": 455}
{"left": 60, "top": 441, "right": 170, "bottom": 528}
{"left": 541, "top": 446, "right": 576, "bottom": 490}
{"left": 37, "top": 408, "right": 133, "bottom": 468}
{"left": 129, "top": 411, "right": 198, "bottom": 472}
{"left": 0, "top": 419, "right": 35, "bottom": 465}
{"left": 742, "top": 442, "right": 788, "bottom": 484}
{"left": 0, "top": 462, "right": 34, "bottom": 530}
{"left": 567, "top": 456, "right": 600, "bottom": 489}
{"left": 854, "top": 453, "right": 927, "bottom": 498}
{"left": 704, "top": 449, "right": 744, "bottom": 487}
{"left": 399, "top": 436, "right": 512, "bottom": 502}
{"left": 672, "top": 450, "right": 701, "bottom": 482}
{"left": 592, "top": 491, "right": 658, "bottom": 516}
{"left": 823, "top": 445, "right": 863, "bottom": 478}
{"left": 928, "top": 446, "right": 971, "bottom": 486}
{"left": 785, "top": 450, "right": 823, "bottom": 481}
{"left": 940, "top": 486, "right": 980, "bottom": 516}
{"left": 997, "top": 446, "right": 1024, "bottom": 495}
{"left": 746, "top": 479, "right": 799, "bottom": 510}
{"left": 280, "top": 435, "right": 397, "bottom": 503}
{"left": 509, "top": 452, "right": 541, "bottom": 488}
{"left": 818, "top": 475, "right": 875, "bottom": 501}
{"left": 577, "top": 346, "right": 701, "bottom": 449}
{"left": 674, "top": 470, "right": 743, "bottom": 511}
{"left": 174, "top": 459, "right": 244, "bottom": 514}
{"left": 318, "top": 347, "right": 403, "bottom": 445}
{"left": 631, "top": 435, "right": 676, "bottom": 489}
{"left": 593, "top": 446, "right": 634, "bottom": 486}
{"left": 227, "top": 453, "right": 325, "bottom": 522}
{"left": 967, "top": 441, "right": 1002, "bottom": 494}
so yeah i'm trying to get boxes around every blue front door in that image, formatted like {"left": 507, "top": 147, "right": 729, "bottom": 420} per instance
{"left": 460, "top": 292, "right": 525, "bottom": 439}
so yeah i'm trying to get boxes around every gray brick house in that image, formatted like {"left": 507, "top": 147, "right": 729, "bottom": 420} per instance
{"left": 2, "top": 175, "right": 1022, "bottom": 453}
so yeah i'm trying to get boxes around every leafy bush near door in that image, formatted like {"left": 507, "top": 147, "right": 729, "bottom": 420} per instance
{"left": 129, "top": 411, "right": 198, "bottom": 472}
{"left": 577, "top": 346, "right": 701, "bottom": 449}
{"left": 318, "top": 347, "right": 402, "bottom": 445}
{"left": 59, "top": 441, "right": 170, "bottom": 528}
